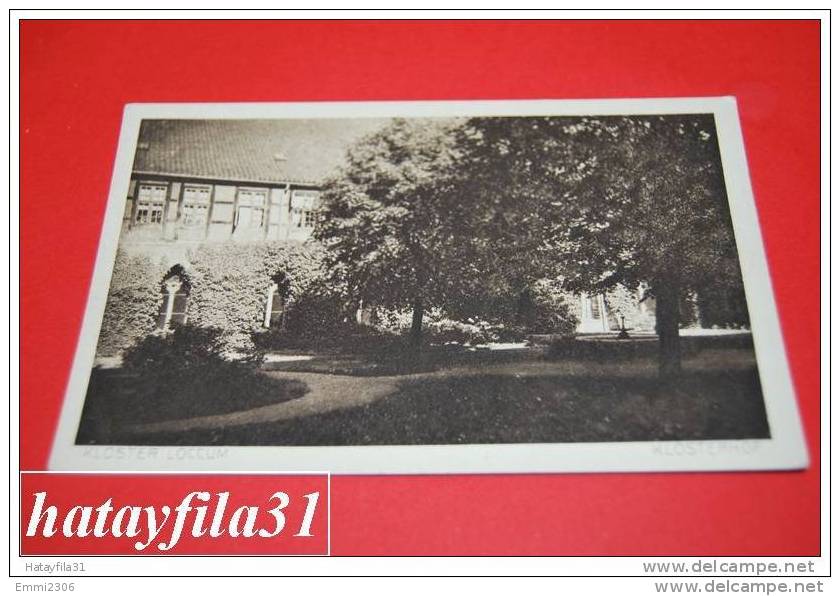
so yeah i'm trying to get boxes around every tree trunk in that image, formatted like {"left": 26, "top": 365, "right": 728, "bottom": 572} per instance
{"left": 654, "top": 281, "right": 682, "bottom": 378}
{"left": 410, "top": 298, "right": 424, "bottom": 344}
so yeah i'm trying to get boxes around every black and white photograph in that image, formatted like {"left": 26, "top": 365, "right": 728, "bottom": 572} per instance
{"left": 49, "top": 99, "right": 807, "bottom": 473}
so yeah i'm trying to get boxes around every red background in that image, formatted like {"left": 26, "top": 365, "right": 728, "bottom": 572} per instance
{"left": 20, "top": 20, "right": 821, "bottom": 555}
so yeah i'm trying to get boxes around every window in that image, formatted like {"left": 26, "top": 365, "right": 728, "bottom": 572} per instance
{"left": 590, "top": 296, "right": 602, "bottom": 319}
{"left": 181, "top": 184, "right": 211, "bottom": 228}
{"left": 235, "top": 188, "right": 268, "bottom": 229}
{"left": 135, "top": 183, "right": 167, "bottom": 225}
{"left": 291, "top": 189, "right": 319, "bottom": 229}
{"left": 157, "top": 268, "right": 190, "bottom": 330}
{"left": 264, "top": 285, "right": 287, "bottom": 328}
{"left": 292, "top": 207, "right": 318, "bottom": 228}
{"left": 264, "top": 273, "right": 291, "bottom": 328}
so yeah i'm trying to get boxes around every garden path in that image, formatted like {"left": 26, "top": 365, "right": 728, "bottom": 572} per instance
{"left": 125, "top": 348, "right": 755, "bottom": 436}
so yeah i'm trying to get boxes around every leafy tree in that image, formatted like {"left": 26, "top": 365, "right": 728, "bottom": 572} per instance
{"left": 314, "top": 118, "right": 501, "bottom": 342}
{"left": 317, "top": 114, "right": 746, "bottom": 374}
{"left": 452, "top": 114, "right": 746, "bottom": 376}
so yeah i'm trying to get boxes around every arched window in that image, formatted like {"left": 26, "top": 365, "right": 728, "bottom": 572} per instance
{"left": 157, "top": 266, "right": 190, "bottom": 330}
{"left": 264, "top": 272, "right": 291, "bottom": 328}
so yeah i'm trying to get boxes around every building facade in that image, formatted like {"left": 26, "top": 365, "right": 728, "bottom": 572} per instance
{"left": 122, "top": 175, "right": 319, "bottom": 259}
{"left": 115, "top": 119, "right": 654, "bottom": 343}
{"left": 578, "top": 289, "right": 656, "bottom": 334}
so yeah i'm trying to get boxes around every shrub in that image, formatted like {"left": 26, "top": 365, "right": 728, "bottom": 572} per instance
{"left": 373, "top": 307, "right": 415, "bottom": 334}
{"left": 520, "top": 280, "right": 579, "bottom": 336}
{"left": 280, "top": 289, "right": 356, "bottom": 339}
{"left": 374, "top": 307, "right": 522, "bottom": 345}
{"left": 84, "top": 325, "right": 307, "bottom": 434}
{"left": 426, "top": 317, "right": 511, "bottom": 344}
{"left": 121, "top": 325, "right": 267, "bottom": 402}
{"left": 371, "top": 279, "right": 579, "bottom": 344}
{"left": 254, "top": 320, "right": 392, "bottom": 353}
{"left": 96, "top": 250, "right": 167, "bottom": 356}
{"left": 122, "top": 325, "right": 231, "bottom": 381}
{"left": 604, "top": 285, "right": 656, "bottom": 332}
{"left": 370, "top": 283, "right": 579, "bottom": 346}
{"left": 696, "top": 282, "right": 750, "bottom": 329}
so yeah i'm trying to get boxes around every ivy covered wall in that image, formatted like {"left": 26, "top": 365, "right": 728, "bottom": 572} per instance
{"left": 95, "top": 242, "right": 748, "bottom": 360}
{"left": 96, "top": 250, "right": 168, "bottom": 357}
{"left": 186, "top": 242, "right": 332, "bottom": 351}
{"left": 95, "top": 242, "right": 335, "bottom": 357}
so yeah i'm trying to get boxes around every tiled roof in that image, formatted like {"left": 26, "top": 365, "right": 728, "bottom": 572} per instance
{"left": 133, "top": 118, "right": 388, "bottom": 186}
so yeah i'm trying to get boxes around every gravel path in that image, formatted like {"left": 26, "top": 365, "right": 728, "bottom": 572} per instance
{"left": 126, "top": 371, "right": 402, "bottom": 435}
{"left": 126, "top": 349, "right": 756, "bottom": 435}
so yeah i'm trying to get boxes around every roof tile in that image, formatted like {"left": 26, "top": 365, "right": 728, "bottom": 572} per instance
{"left": 133, "top": 118, "right": 387, "bottom": 186}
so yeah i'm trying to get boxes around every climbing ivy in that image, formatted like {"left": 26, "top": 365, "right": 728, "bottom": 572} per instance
{"left": 96, "top": 250, "right": 167, "bottom": 356}
{"left": 186, "top": 241, "right": 339, "bottom": 352}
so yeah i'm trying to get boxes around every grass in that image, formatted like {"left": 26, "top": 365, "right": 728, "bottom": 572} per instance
{"left": 75, "top": 363, "right": 308, "bottom": 444}
{"left": 91, "top": 346, "right": 771, "bottom": 446}
{"left": 262, "top": 342, "right": 538, "bottom": 376}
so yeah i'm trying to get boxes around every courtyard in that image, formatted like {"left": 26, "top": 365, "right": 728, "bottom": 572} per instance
{"left": 74, "top": 112, "right": 768, "bottom": 450}
{"left": 76, "top": 335, "right": 769, "bottom": 446}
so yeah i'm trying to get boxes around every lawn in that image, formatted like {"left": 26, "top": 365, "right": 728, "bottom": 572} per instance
{"left": 75, "top": 364, "right": 308, "bottom": 444}
{"left": 86, "top": 344, "right": 771, "bottom": 446}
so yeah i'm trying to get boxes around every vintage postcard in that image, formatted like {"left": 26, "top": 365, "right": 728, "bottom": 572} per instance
{"left": 48, "top": 98, "right": 808, "bottom": 473}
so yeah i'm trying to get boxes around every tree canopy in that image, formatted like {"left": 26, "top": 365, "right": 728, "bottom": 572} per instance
{"left": 315, "top": 113, "right": 748, "bottom": 373}
{"left": 314, "top": 118, "right": 505, "bottom": 340}
{"left": 450, "top": 114, "right": 746, "bottom": 374}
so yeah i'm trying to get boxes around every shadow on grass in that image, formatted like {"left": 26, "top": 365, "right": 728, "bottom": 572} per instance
{"left": 76, "top": 366, "right": 309, "bottom": 445}
{"left": 263, "top": 344, "right": 540, "bottom": 377}
{"left": 121, "top": 366, "right": 770, "bottom": 446}
{"left": 262, "top": 334, "right": 755, "bottom": 377}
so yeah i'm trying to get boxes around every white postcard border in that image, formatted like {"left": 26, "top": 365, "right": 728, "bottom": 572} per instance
{"left": 47, "top": 97, "right": 809, "bottom": 474}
